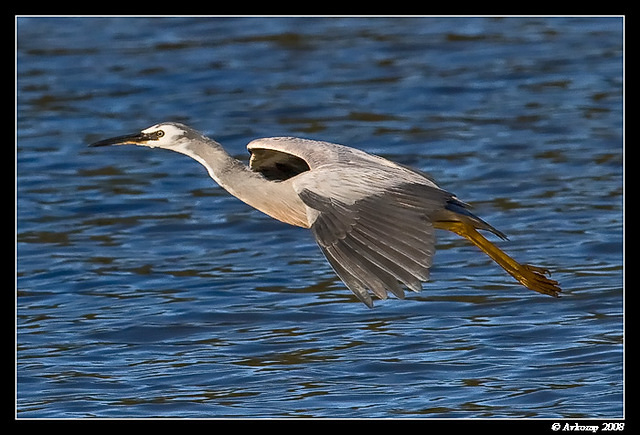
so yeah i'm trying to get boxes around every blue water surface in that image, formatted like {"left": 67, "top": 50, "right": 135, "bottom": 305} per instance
{"left": 17, "top": 16, "right": 623, "bottom": 418}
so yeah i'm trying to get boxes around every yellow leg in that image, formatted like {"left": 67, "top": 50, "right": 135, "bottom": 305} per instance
{"left": 435, "top": 221, "right": 561, "bottom": 297}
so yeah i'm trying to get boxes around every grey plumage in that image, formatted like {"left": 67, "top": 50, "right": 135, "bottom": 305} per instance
{"left": 89, "top": 122, "right": 561, "bottom": 307}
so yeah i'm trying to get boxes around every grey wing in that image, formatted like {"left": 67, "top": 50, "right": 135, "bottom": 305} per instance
{"left": 297, "top": 179, "right": 452, "bottom": 307}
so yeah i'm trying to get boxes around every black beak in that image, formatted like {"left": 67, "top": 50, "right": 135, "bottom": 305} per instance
{"left": 89, "top": 132, "right": 152, "bottom": 147}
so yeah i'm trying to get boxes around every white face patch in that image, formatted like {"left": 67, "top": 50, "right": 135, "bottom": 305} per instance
{"left": 140, "top": 123, "right": 188, "bottom": 149}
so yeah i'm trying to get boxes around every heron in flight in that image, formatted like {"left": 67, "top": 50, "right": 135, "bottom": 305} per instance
{"left": 90, "top": 122, "right": 561, "bottom": 307}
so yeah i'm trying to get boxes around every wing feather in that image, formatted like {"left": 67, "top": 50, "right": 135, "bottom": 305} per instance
{"left": 354, "top": 209, "right": 436, "bottom": 267}
{"left": 339, "top": 230, "right": 419, "bottom": 293}
{"left": 348, "top": 223, "right": 431, "bottom": 282}
{"left": 321, "top": 244, "right": 375, "bottom": 307}
{"left": 245, "top": 138, "right": 506, "bottom": 306}
{"left": 295, "top": 167, "right": 452, "bottom": 306}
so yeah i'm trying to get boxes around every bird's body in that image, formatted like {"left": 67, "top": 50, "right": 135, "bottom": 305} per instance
{"left": 90, "top": 122, "right": 561, "bottom": 307}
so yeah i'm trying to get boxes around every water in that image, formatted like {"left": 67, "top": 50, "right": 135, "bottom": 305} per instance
{"left": 17, "top": 17, "right": 623, "bottom": 418}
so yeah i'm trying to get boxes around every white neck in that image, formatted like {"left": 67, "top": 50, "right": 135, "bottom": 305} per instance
{"left": 170, "top": 138, "right": 310, "bottom": 228}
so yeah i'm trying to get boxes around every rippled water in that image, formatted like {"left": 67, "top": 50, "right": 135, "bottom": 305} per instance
{"left": 17, "top": 17, "right": 623, "bottom": 418}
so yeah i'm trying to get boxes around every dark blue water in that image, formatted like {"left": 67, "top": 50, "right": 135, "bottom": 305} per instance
{"left": 17, "top": 17, "right": 623, "bottom": 418}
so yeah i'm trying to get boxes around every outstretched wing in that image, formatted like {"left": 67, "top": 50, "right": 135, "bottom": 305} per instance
{"left": 294, "top": 165, "right": 452, "bottom": 307}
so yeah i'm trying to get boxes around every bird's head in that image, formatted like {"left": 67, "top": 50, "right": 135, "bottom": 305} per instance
{"left": 89, "top": 122, "right": 198, "bottom": 150}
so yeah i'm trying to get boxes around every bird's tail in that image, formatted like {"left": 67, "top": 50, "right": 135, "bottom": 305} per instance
{"left": 435, "top": 220, "right": 561, "bottom": 297}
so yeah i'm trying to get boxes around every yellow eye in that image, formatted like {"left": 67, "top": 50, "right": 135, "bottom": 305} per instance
{"left": 155, "top": 130, "right": 164, "bottom": 138}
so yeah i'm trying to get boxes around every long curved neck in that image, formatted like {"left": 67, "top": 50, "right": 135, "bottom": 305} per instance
{"left": 172, "top": 137, "right": 310, "bottom": 228}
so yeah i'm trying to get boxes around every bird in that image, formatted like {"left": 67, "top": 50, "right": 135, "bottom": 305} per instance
{"left": 89, "top": 122, "right": 561, "bottom": 307}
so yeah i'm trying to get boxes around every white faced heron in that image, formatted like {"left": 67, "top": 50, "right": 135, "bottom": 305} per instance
{"left": 90, "top": 122, "right": 561, "bottom": 307}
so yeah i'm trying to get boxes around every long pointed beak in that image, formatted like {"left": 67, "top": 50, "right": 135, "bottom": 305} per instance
{"left": 89, "top": 132, "right": 152, "bottom": 147}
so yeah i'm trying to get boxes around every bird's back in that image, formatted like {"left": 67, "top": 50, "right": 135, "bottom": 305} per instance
{"left": 248, "top": 137, "right": 438, "bottom": 187}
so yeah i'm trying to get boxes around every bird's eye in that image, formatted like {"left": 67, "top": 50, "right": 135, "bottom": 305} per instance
{"left": 155, "top": 130, "right": 164, "bottom": 138}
